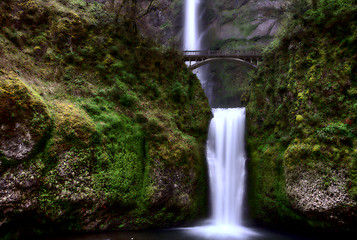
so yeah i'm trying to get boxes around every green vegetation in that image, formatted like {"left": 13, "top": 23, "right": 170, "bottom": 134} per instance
{"left": 246, "top": 0, "right": 356, "bottom": 233}
{"left": 0, "top": 0, "right": 211, "bottom": 238}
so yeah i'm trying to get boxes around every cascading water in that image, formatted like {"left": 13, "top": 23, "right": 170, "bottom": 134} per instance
{"left": 207, "top": 108, "right": 246, "bottom": 226}
{"left": 186, "top": 108, "right": 257, "bottom": 239}
{"left": 184, "top": 0, "right": 199, "bottom": 51}
{"left": 183, "top": 0, "right": 211, "bottom": 100}
{"left": 183, "top": 1, "right": 257, "bottom": 238}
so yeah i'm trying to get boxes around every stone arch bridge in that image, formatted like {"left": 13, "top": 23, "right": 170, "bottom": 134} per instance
{"left": 182, "top": 50, "right": 263, "bottom": 70}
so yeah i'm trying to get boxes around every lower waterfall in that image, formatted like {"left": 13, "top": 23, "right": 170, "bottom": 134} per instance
{"left": 207, "top": 108, "right": 246, "bottom": 226}
{"left": 186, "top": 108, "right": 258, "bottom": 239}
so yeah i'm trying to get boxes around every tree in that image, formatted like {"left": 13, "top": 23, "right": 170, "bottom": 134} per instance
{"left": 311, "top": 0, "right": 318, "bottom": 9}
{"left": 109, "top": 0, "right": 158, "bottom": 20}
{"left": 107, "top": 0, "right": 159, "bottom": 33}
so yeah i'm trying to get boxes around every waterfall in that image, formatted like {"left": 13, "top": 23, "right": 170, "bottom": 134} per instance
{"left": 207, "top": 108, "right": 246, "bottom": 226}
{"left": 184, "top": 0, "right": 211, "bottom": 101}
{"left": 183, "top": 1, "right": 258, "bottom": 238}
{"left": 185, "top": 108, "right": 258, "bottom": 238}
{"left": 184, "top": 0, "right": 199, "bottom": 51}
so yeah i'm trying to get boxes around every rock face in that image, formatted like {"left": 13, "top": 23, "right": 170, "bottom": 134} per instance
{"left": 0, "top": 70, "right": 210, "bottom": 238}
{"left": 200, "top": 0, "right": 285, "bottom": 107}
{"left": 137, "top": 0, "right": 180, "bottom": 46}
{"left": 0, "top": 71, "right": 51, "bottom": 164}
{"left": 1, "top": 123, "right": 34, "bottom": 160}
{"left": 247, "top": 19, "right": 278, "bottom": 39}
{"left": 0, "top": 163, "right": 42, "bottom": 220}
{"left": 245, "top": 0, "right": 357, "bottom": 234}
{"left": 286, "top": 167, "right": 354, "bottom": 215}
{"left": 206, "top": 0, "right": 284, "bottom": 47}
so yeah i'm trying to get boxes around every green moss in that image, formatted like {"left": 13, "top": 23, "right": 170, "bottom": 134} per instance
{"left": 296, "top": 115, "right": 304, "bottom": 123}
{"left": 246, "top": 0, "right": 357, "bottom": 233}
{"left": 0, "top": 0, "right": 212, "bottom": 237}
{"left": 50, "top": 101, "right": 96, "bottom": 148}
{"left": 247, "top": 138, "right": 303, "bottom": 227}
{"left": 0, "top": 71, "right": 52, "bottom": 164}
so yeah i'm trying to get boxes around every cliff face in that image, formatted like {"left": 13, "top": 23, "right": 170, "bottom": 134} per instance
{"left": 136, "top": 0, "right": 183, "bottom": 47}
{"left": 0, "top": 0, "right": 211, "bottom": 238}
{"left": 245, "top": 0, "right": 357, "bottom": 234}
{"left": 201, "top": 0, "right": 286, "bottom": 107}
{"left": 206, "top": 0, "right": 284, "bottom": 47}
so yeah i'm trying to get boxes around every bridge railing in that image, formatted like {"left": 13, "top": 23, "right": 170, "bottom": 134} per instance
{"left": 182, "top": 50, "right": 262, "bottom": 56}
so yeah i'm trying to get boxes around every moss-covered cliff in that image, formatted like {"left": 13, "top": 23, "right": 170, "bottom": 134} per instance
{"left": 246, "top": 0, "right": 356, "bottom": 234}
{"left": 0, "top": 0, "right": 211, "bottom": 238}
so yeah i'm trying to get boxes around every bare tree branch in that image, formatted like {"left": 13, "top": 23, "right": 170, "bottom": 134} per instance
{"left": 137, "top": 0, "right": 156, "bottom": 19}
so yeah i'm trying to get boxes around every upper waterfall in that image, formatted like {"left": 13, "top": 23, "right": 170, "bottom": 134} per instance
{"left": 184, "top": 0, "right": 212, "bottom": 102}
{"left": 184, "top": 0, "right": 200, "bottom": 51}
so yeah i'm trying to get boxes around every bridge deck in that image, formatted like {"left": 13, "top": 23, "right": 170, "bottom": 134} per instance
{"left": 183, "top": 50, "right": 263, "bottom": 61}
{"left": 182, "top": 50, "right": 263, "bottom": 69}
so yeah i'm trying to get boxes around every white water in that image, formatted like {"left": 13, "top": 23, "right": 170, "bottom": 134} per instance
{"left": 186, "top": 109, "right": 257, "bottom": 239}
{"left": 207, "top": 108, "right": 247, "bottom": 226}
{"left": 184, "top": 0, "right": 200, "bottom": 51}
{"left": 183, "top": 0, "right": 211, "bottom": 100}
{"left": 183, "top": 1, "right": 258, "bottom": 238}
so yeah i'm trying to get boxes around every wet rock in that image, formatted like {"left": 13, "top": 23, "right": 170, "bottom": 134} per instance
{"left": 0, "top": 163, "right": 42, "bottom": 217}
{"left": 0, "top": 123, "right": 34, "bottom": 160}
{"left": 148, "top": 158, "right": 193, "bottom": 209}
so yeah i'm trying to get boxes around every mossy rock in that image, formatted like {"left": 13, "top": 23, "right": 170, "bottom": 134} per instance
{"left": 0, "top": 71, "right": 51, "bottom": 163}
{"left": 284, "top": 143, "right": 311, "bottom": 167}
{"left": 296, "top": 115, "right": 304, "bottom": 123}
{"left": 347, "top": 87, "right": 357, "bottom": 97}
{"left": 50, "top": 101, "right": 96, "bottom": 151}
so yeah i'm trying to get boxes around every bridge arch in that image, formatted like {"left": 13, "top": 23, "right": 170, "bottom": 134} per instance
{"left": 187, "top": 58, "right": 258, "bottom": 70}
{"left": 182, "top": 50, "right": 262, "bottom": 71}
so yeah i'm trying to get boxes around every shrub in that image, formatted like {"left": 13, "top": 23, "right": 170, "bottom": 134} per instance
{"left": 82, "top": 102, "right": 102, "bottom": 116}
{"left": 170, "top": 81, "right": 187, "bottom": 103}
{"left": 316, "top": 122, "right": 354, "bottom": 145}
{"left": 305, "top": 0, "right": 356, "bottom": 26}
{"left": 148, "top": 80, "right": 161, "bottom": 99}
{"left": 3, "top": 27, "right": 23, "bottom": 46}
{"left": 109, "top": 78, "right": 127, "bottom": 98}
{"left": 306, "top": 113, "right": 323, "bottom": 126}
{"left": 109, "top": 45, "right": 120, "bottom": 56}
{"left": 112, "top": 60, "right": 124, "bottom": 72}
{"left": 119, "top": 92, "right": 139, "bottom": 107}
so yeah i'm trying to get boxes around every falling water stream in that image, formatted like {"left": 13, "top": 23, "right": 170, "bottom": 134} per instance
{"left": 184, "top": 108, "right": 258, "bottom": 239}
{"left": 184, "top": 0, "right": 199, "bottom": 51}
{"left": 208, "top": 108, "right": 247, "bottom": 226}
{"left": 183, "top": 0, "right": 258, "bottom": 238}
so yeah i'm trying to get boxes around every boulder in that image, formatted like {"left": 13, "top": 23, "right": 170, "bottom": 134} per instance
{"left": 0, "top": 71, "right": 51, "bottom": 165}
